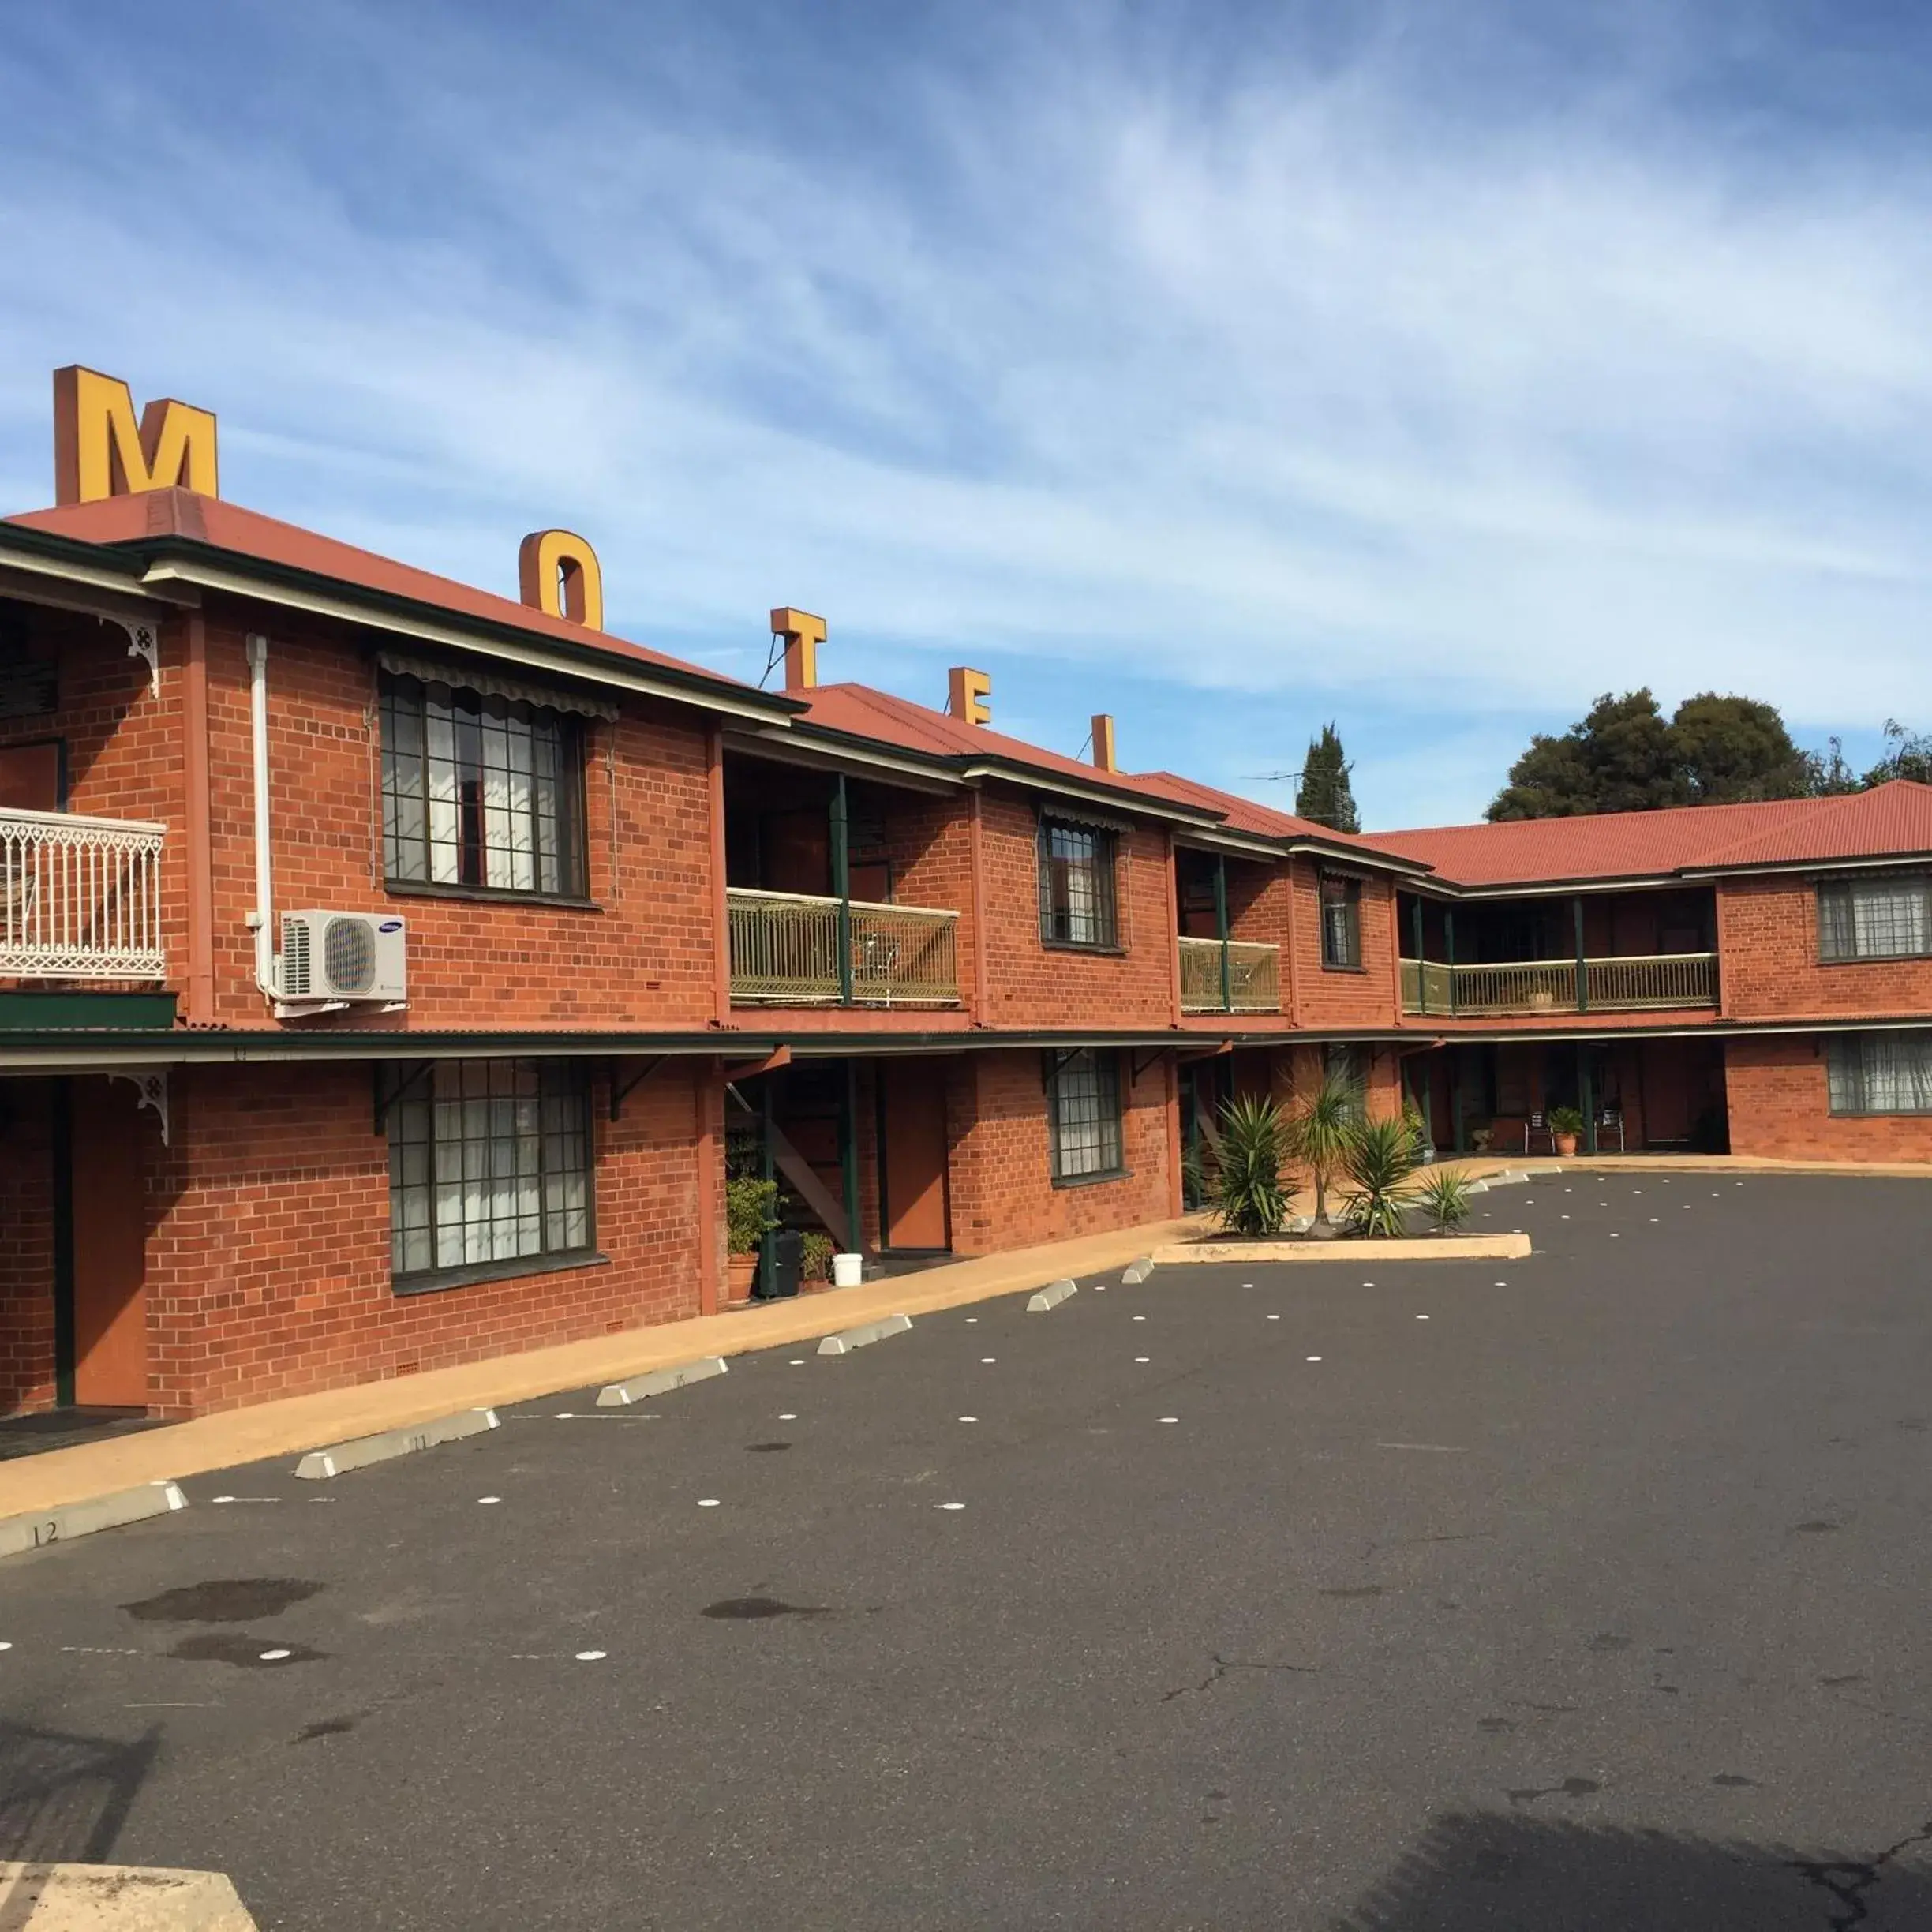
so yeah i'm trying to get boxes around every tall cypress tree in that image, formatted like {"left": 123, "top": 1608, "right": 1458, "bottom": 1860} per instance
{"left": 1296, "top": 723, "right": 1361, "bottom": 833}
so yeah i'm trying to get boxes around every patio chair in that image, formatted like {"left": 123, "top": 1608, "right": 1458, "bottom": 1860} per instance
{"left": 1524, "top": 1110, "right": 1553, "bottom": 1155}
{"left": 1597, "top": 1106, "right": 1626, "bottom": 1152}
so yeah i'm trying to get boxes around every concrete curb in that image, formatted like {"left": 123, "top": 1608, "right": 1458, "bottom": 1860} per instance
{"left": 293, "top": 1407, "right": 499, "bottom": 1481}
{"left": 0, "top": 1860, "right": 257, "bottom": 1928}
{"left": 1026, "top": 1279, "right": 1077, "bottom": 1312}
{"left": 1121, "top": 1256, "right": 1155, "bottom": 1284}
{"left": 817, "top": 1314, "right": 912, "bottom": 1355}
{"left": 1151, "top": 1233, "right": 1533, "bottom": 1264}
{"left": 595, "top": 1356, "right": 728, "bottom": 1408}
{"left": 0, "top": 1481, "right": 187, "bottom": 1561}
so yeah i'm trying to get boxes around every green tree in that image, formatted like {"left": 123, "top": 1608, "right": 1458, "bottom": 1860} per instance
{"left": 1488, "top": 688, "right": 1831, "bottom": 820}
{"left": 1671, "top": 694, "right": 1814, "bottom": 803}
{"left": 1863, "top": 720, "right": 1932, "bottom": 788}
{"left": 1488, "top": 690, "right": 1680, "bottom": 820}
{"left": 1296, "top": 722, "right": 1361, "bottom": 833}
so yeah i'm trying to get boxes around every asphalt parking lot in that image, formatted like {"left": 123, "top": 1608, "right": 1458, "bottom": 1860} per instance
{"left": 1, "top": 1171, "right": 1930, "bottom": 1930}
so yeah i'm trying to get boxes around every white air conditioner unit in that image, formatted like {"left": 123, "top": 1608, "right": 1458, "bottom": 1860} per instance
{"left": 279, "top": 911, "right": 407, "bottom": 1006}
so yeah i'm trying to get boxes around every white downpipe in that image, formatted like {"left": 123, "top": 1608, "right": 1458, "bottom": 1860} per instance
{"left": 246, "top": 633, "right": 275, "bottom": 997}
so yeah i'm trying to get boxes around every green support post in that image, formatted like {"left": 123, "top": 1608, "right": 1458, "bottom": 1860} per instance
{"left": 831, "top": 773, "right": 853, "bottom": 1005}
{"left": 1214, "top": 854, "right": 1231, "bottom": 1013}
{"left": 1451, "top": 1050, "right": 1466, "bottom": 1155}
{"left": 759, "top": 1077, "right": 777, "bottom": 1297}
{"left": 1444, "top": 908, "right": 1458, "bottom": 1017}
{"left": 1578, "top": 1043, "right": 1597, "bottom": 1155}
{"left": 1410, "top": 898, "right": 1427, "bottom": 1014}
{"left": 840, "top": 1059, "right": 861, "bottom": 1256}
{"left": 1573, "top": 895, "right": 1589, "bottom": 1013}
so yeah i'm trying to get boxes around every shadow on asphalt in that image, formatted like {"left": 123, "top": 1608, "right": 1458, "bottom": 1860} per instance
{"left": 1337, "top": 1811, "right": 1932, "bottom": 1931}
{"left": 0, "top": 1720, "right": 158, "bottom": 1879}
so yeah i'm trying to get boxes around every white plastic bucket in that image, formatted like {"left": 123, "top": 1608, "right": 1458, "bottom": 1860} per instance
{"left": 832, "top": 1252, "right": 863, "bottom": 1289}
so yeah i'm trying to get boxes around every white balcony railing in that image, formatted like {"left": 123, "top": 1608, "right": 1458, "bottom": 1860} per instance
{"left": 1178, "top": 935, "right": 1282, "bottom": 1013}
{"left": 728, "top": 887, "right": 960, "bottom": 1006}
{"left": 0, "top": 807, "right": 167, "bottom": 981}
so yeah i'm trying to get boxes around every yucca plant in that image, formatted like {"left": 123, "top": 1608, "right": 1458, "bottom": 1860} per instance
{"left": 1286, "top": 1078, "right": 1357, "bottom": 1227}
{"left": 1342, "top": 1113, "right": 1424, "bottom": 1237}
{"left": 1416, "top": 1165, "right": 1473, "bottom": 1234}
{"left": 1208, "top": 1094, "right": 1288, "bottom": 1237}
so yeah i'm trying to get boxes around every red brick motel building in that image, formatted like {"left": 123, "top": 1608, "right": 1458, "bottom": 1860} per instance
{"left": 4, "top": 366, "right": 1932, "bottom": 1420}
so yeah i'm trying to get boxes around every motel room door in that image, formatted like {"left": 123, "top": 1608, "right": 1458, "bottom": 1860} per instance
{"left": 68, "top": 1078, "right": 150, "bottom": 1408}
{"left": 879, "top": 1059, "right": 951, "bottom": 1253}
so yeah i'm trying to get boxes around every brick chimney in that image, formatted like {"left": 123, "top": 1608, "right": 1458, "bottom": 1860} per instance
{"left": 771, "top": 608, "right": 826, "bottom": 691}
{"left": 1091, "top": 713, "right": 1117, "bottom": 773}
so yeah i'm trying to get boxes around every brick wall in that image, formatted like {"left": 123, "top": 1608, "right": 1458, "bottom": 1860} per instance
{"left": 196, "top": 604, "right": 721, "bottom": 1032}
{"left": 1724, "top": 1033, "right": 1932, "bottom": 1162}
{"left": 1288, "top": 859, "right": 1401, "bottom": 1028}
{"left": 1718, "top": 874, "right": 1932, "bottom": 1020}
{"left": 133, "top": 1057, "right": 714, "bottom": 1417}
{"left": 975, "top": 792, "right": 1177, "bottom": 1028}
{"left": 0, "top": 1082, "right": 58, "bottom": 1413}
{"left": 946, "top": 1047, "right": 1173, "bottom": 1253}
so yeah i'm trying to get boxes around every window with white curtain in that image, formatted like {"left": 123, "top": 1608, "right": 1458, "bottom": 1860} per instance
{"left": 1825, "top": 1033, "right": 1932, "bottom": 1115}
{"left": 388, "top": 1059, "right": 593, "bottom": 1283}
{"left": 1817, "top": 874, "right": 1931, "bottom": 962}
{"left": 1046, "top": 1048, "right": 1124, "bottom": 1181}
{"left": 380, "top": 674, "right": 585, "bottom": 896}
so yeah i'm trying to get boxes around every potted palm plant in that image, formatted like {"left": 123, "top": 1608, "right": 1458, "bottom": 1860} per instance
{"left": 1547, "top": 1105, "right": 1585, "bottom": 1159}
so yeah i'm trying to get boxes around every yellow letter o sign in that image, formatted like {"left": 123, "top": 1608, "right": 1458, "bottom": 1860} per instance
{"left": 518, "top": 530, "right": 604, "bottom": 631}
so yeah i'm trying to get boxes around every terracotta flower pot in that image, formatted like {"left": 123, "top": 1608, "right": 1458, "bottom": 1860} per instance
{"left": 727, "top": 1252, "right": 760, "bottom": 1303}
{"left": 1553, "top": 1132, "right": 1579, "bottom": 1158}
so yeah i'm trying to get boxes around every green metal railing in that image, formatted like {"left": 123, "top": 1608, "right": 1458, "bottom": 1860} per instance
{"left": 728, "top": 888, "right": 960, "bottom": 1006}
{"left": 1178, "top": 935, "right": 1281, "bottom": 1013}
{"left": 1400, "top": 951, "right": 1717, "bottom": 1017}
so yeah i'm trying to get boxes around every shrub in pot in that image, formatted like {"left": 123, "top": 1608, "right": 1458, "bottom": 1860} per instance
{"left": 725, "top": 1177, "right": 779, "bottom": 1300}
{"left": 1547, "top": 1105, "right": 1585, "bottom": 1158}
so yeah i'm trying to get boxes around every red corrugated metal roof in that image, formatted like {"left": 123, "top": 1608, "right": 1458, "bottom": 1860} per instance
{"left": 792, "top": 684, "right": 1228, "bottom": 817}
{"left": 1372, "top": 782, "right": 1932, "bottom": 886}
{"left": 1136, "top": 769, "right": 1423, "bottom": 859}
{"left": 7, "top": 489, "right": 764, "bottom": 695}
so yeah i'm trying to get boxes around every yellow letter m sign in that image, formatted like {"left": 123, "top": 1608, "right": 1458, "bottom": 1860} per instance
{"left": 53, "top": 365, "right": 219, "bottom": 505}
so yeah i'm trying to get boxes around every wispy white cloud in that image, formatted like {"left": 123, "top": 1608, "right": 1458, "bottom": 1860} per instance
{"left": 2, "top": 0, "right": 1930, "bottom": 823}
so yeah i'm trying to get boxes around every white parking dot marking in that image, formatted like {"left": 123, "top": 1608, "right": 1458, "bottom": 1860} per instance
{"left": 1133, "top": 1315, "right": 1147, "bottom": 1322}
{"left": 0, "top": 1642, "right": 12, "bottom": 1653}
{"left": 1306, "top": 1355, "right": 1323, "bottom": 1362}
{"left": 965, "top": 1317, "right": 979, "bottom": 1324}
{"left": 1159, "top": 1417, "right": 1179, "bottom": 1424}
{"left": 697, "top": 1499, "right": 721, "bottom": 1508}
{"left": 1363, "top": 1282, "right": 1375, "bottom": 1288}
{"left": 259, "top": 1649, "right": 292, "bottom": 1662}
{"left": 575, "top": 1650, "right": 607, "bottom": 1661}
{"left": 958, "top": 1415, "right": 977, "bottom": 1423}
{"left": 789, "top": 1360, "right": 805, "bottom": 1366}
{"left": 554, "top": 1413, "right": 575, "bottom": 1420}
{"left": 1609, "top": 1232, "right": 1619, "bottom": 1238}
{"left": 779, "top": 1413, "right": 797, "bottom": 1421}
{"left": 981, "top": 1357, "right": 997, "bottom": 1364}
{"left": 938, "top": 1502, "right": 966, "bottom": 1511}
{"left": 477, "top": 1496, "right": 501, "bottom": 1506}
{"left": 1493, "top": 1281, "right": 1507, "bottom": 1286}
{"left": 1267, "top": 1313, "right": 1282, "bottom": 1321}
{"left": 1416, "top": 1314, "right": 1430, "bottom": 1321}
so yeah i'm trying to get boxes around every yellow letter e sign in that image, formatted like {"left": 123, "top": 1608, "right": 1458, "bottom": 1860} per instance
{"left": 53, "top": 365, "right": 219, "bottom": 505}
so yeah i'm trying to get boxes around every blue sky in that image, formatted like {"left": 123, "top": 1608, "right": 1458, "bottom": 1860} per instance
{"left": 4, "top": 0, "right": 1931, "bottom": 827}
